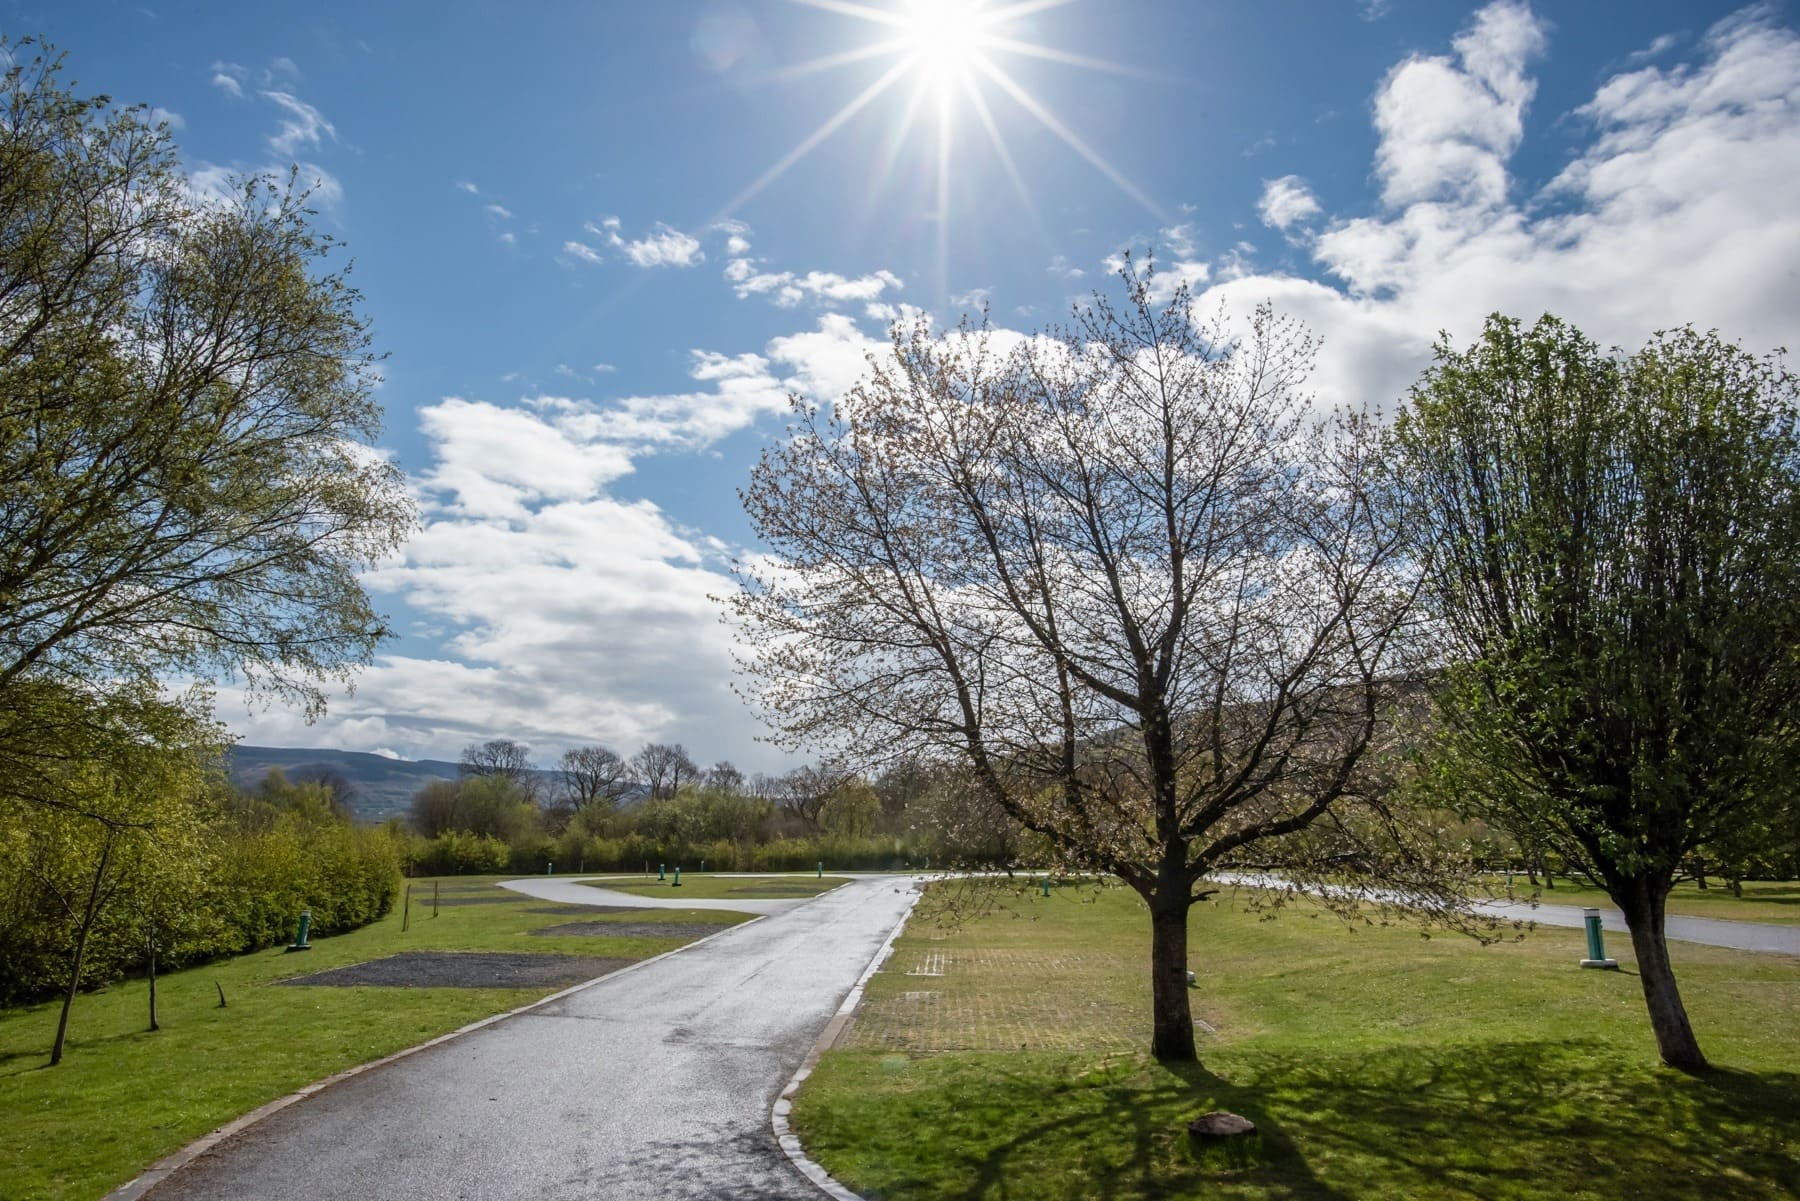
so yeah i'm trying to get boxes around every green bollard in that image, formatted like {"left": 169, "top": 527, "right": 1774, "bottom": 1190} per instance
{"left": 1580, "top": 907, "right": 1619, "bottom": 969}
{"left": 1041, "top": 876, "right": 1051, "bottom": 897}
{"left": 285, "top": 910, "right": 313, "bottom": 953}
{"left": 816, "top": 861, "right": 823, "bottom": 878}
{"left": 699, "top": 860, "right": 705, "bottom": 873}
{"left": 658, "top": 863, "right": 666, "bottom": 881}
{"left": 546, "top": 862, "right": 553, "bottom": 875}
{"left": 672, "top": 867, "right": 682, "bottom": 888}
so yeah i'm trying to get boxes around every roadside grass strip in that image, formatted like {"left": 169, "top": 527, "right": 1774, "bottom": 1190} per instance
{"left": 794, "top": 879, "right": 1800, "bottom": 1201}
{"left": 581, "top": 873, "right": 852, "bottom": 900}
{"left": 0, "top": 875, "right": 750, "bottom": 1201}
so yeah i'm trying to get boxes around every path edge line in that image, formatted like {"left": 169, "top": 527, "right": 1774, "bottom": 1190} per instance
{"left": 773, "top": 878, "right": 926, "bottom": 1201}
{"left": 102, "top": 913, "right": 767, "bottom": 1201}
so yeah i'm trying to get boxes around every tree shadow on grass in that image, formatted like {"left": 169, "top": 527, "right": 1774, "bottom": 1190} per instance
{"left": 1225, "top": 1041, "right": 1800, "bottom": 1200}
{"left": 860, "top": 1043, "right": 1799, "bottom": 1201}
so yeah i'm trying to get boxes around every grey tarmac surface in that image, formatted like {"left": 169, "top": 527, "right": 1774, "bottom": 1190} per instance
{"left": 1473, "top": 897, "right": 1800, "bottom": 955}
{"left": 145, "top": 875, "right": 921, "bottom": 1201}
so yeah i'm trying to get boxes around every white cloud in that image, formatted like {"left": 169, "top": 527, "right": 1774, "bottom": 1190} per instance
{"left": 1371, "top": 0, "right": 1547, "bottom": 208}
{"left": 225, "top": 312, "right": 899, "bottom": 767}
{"left": 1192, "top": 2, "right": 1800, "bottom": 415}
{"left": 950, "top": 287, "right": 991, "bottom": 311}
{"left": 485, "top": 203, "right": 513, "bottom": 219}
{"left": 210, "top": 61, "right": 246, "bottom": 97}
{"left": 263, "top": 91, "right": 337, "bottom": 158}
{"left": 455, "top": 180, "right": 480, "bottom": 194}
{"left": 562, "top": 240, "right": 604, "bottom": 265}
{"left": 151, "top": 107, "right": 185, "bottom": 130}
{"left": 1257, "top": 175, "right": 1322, "bottom": 231}
{"left": 621, "top": 224, "right": 704, "bottom": 268}
{"left": 1047, "top": 254, "right": 1086, "bottom": 280}
{"left": 726, "top": 258, "right": 904, "bottom": 308}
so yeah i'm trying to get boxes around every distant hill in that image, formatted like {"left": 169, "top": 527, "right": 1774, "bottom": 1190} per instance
{"left": 226, "top": 745, "right": 465, "bottom": 823}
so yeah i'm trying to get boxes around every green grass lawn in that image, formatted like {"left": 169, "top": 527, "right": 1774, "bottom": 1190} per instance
{"left": 1487, "top": 877, "right": 1800, "bottom": 925}
{"left": 0, "top": 875, "right": 748, "bottom": 1201}
{"left": 794, "top": 880, "right": 1800, "bottom": 1201}
{"left": 580, "top": 873, "right": 851, "bottom": 900}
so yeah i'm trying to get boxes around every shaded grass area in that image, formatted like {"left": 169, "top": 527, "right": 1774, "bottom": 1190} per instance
{"left": 1488, "top": 877, "right": 1800, "bottom": 926}
{"left": 0, "top": 875, "right": 748, "bottom": 1201}
{"left": 796, "top": 882, "right": 1800, "bottom": 1201}
{"left": 582, "top": 873, "right": 851, "bottom": 900}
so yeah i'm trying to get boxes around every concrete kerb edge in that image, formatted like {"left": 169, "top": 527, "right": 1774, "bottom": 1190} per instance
{"left": 774, "top": 878, "right": 927, "bottom": 1201}
{"left": 102, "top": 912, "right": 768, "bottom": 1201}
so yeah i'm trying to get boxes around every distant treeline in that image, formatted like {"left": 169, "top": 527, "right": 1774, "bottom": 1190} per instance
{"left": 400, "top": 739, "right": 1029, "bottom": 876}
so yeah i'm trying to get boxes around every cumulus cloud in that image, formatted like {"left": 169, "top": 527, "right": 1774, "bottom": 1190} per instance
{"left": 1372, "top": 0, "right": 1546, "bottom": 209}
{"left": 226, "top": 312, "right": 896, "bottom": 766}
{"left": 724, "top": 257, "right": 904, "bottom": 308}
{"left": 622, "top": 224, "right": 704, "bottom": 268}
{"left": 1257, "top": 175, "right": 1322, "bottom": 231}
{"left": 1192, "top": 2, "right": 1800, "bottom": 416}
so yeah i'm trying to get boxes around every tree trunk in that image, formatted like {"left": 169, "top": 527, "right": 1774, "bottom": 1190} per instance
{"left": 147, "top": 933, "right": 159, "bottom": 1032}
{"left": 1618, "top": 877, "right": 1706, "bottom": 1072}
{"left": 1149, "top": 897, "right": 1196, "bottom": 1062}
{"left": 51, "top": 833, "right": 114, "bottom": 1067}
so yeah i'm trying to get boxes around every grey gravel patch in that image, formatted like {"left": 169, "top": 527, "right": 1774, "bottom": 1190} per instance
{"left": 529, "top": 921, "right": 735, "bottom": 940}
{"left": 524, "top": 904, "right": 657, "bottom": 916}
{"left": 279, "top": 951, "right": 631, "bottom": 989}
{"left": 725, "top": 886, "right": 831, "bottom": 897}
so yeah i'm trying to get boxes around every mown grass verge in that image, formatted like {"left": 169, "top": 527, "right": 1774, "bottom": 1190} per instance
{"left": 793, "top": 880, "right": 1800, "bottom": 1201}
{"left": 580, "top": 872, "right": 851, "bottom": 900}
{"left": 0, "top": 874, "right": 747, "bottom": 1201}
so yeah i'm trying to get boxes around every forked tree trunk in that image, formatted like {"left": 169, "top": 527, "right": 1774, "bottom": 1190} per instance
{"left": 1617, "top": 877, "right": 1706, "bottom": 1073}
{"left": 1149, "top": 897, "right": 1197, "bottom": 1062}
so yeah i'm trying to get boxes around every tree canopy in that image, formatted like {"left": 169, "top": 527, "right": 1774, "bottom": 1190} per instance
{"left": 1393, "top": 314, "right": 1800, "bottom": 1071}
{"left": 0, "top": 43, "right": 414, "bottom": 725}
{"left": 734, "top": 273, "right": 1455, "bottom": 1061}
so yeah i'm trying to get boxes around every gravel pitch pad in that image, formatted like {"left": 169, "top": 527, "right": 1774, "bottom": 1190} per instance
{"left": 279, "top": 951, "right": 632, "bottom": 989}
{"left": 529, "top": 921, "right": 734, "bottom": 939}
{"left": 523, "top": 904, "right": 656, "bottom": 916}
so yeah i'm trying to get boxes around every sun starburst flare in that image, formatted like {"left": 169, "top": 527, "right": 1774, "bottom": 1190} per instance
{"left": 719, "top": 0, "right": 1165, "bottom": 303}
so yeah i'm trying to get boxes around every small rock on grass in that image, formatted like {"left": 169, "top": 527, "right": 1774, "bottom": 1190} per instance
{"left": 1188, "top": 1111, "right": 1256, "bottom": 1139}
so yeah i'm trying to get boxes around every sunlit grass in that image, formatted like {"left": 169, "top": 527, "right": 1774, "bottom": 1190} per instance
{"left": 795, "top": 881, "right": 1800, "bottom": 1200}
{"left": 0, "top": 875, "right": 746, "bottom": 1201}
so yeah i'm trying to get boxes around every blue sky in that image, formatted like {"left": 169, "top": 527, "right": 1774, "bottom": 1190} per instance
{"left": 13, "top": 1, "right": 1799, "bottom": 772}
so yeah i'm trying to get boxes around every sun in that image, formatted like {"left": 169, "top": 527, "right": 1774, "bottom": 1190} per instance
{"left": 896, "top": 0, "right": 991, "bottom": 87}
{"left": 714, "top": 1, "right": 1165, "bottom": 305}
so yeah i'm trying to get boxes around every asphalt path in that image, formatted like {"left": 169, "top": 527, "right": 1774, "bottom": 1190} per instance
{"left": 144, "top": 875, "right": 921, "bottom": 1201}
{"left": 1215, "top": 872, "right": 1800, "bottom": 956}
{"left": 502, "top": 875, "right": 825, "bottom": 916}
{"left": 1472, "top": 897, "right": 1800, "bottom": 955}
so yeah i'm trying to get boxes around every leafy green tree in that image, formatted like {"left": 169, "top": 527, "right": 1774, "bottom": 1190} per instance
{"left": 1394, "top": 314, "right": 1800, "bottom": 1072}
{"left": 0, "top": 685, "right": 222, "bottom": 1064}
{"left": 0, "top": 42, "right": 413, "bottom": 737}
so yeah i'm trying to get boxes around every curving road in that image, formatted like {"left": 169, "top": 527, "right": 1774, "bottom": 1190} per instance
{"left": 137, "top": 875, "right": 921, "bottom": 1201}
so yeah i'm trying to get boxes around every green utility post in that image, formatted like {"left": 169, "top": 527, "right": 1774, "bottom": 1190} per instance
{"left": 1041, "top": 876, "right": 1051, "bottom": 897}
{"left": 546, "top": 862, "right": 553, "bottom": 875}
{"left": 285, "top": 910, "right": 313, "bottom": 953}
{"left": 699, "top": 860, "right": 705, "bottom": 873}
{"left": 658, "top": 863, "right": 666, "bottom": 881}
{"left": 672, "top": 867, "right": 682, "bottom": 888}
{"left": 1580, "top": 907, "right": 1619, "bottom": 969}
{"left": 816, "top": 861, "right": 823, "bottom": 878}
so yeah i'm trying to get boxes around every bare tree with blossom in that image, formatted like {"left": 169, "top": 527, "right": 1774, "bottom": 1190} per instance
{"left": 733, "top": 272, "right": 1464, "bottom": 1062}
